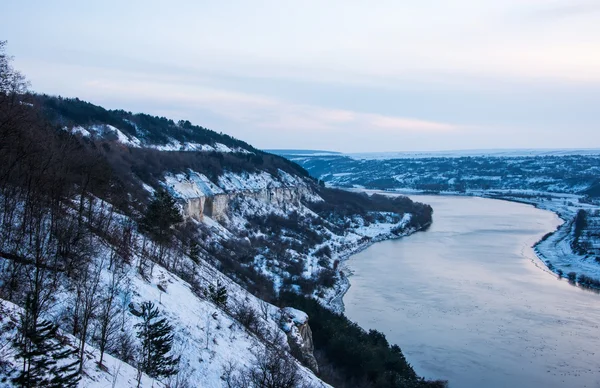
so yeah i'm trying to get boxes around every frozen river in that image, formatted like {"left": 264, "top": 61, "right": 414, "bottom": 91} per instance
{"left": 343, "top": 195, "right": 600, "bottom": 388}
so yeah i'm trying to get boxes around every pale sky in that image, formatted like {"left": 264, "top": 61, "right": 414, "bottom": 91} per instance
{"left": 2, "top": 0, "right": 600, "bottom": 152}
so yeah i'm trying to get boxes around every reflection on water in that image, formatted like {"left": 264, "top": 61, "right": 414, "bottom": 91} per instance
{"left": 343, "top": 196, "right": 600, "bottom": 388}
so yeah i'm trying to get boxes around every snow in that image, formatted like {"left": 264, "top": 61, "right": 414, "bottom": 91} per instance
{"left": 105, "top": 125, "right": 142, "bottom": 147}
{"left": 71, "top": 126, "right": 91, "bottom": 137}
{"left": 0, "top": 299, "right": 164, "bottom": 388}
{"left": 0, "top": 241, "right": 329, "bottom": 388}
{"left": 63, "top": 124, "right": 253, "bottom": 154}
{"left": 150, "top": 141, "right": 252, "bottom": 154}
{"left": 218, "top": 171, "right": 299, "bottom": 192}
{"left": 164, "top": 172, "right": 224, "bottom": 199}
{"left": 351, "top": 213, "right": 411, "bottom": 239}
{"left": 518, "top": 195, "right": 600, "bottom": 281}
{"left": 348, "top": 148, "right": 600, "bottom": 160}
{"left": 142, "top": 183, "right": 155, "bottom": 194}
{"left": 165, "top": 169, "right": 318, "bottom": 202}
{"left": 0, "top": 193, "right": 333, "bottom": 387}
{"left": 64, "top": 124, "right": 141, "bottom": 146}
{"left": 282, "top": 307, "right": 308, "bottom": 326}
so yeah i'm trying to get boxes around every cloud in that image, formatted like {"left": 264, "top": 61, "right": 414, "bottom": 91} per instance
{"left": 530, "top": 1, "right": 600, "bottom": 19}
{"left": 367, "top": 115, "right": 457, "bottom": 132}
{"left": 82, "top": 76, "right": 462, "bottom": 135}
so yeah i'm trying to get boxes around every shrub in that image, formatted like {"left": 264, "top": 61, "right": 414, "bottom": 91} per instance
{"left": 208, "top": 280, "right": 228, "bottom": 308}
{"left": 577, "top": 274, "right": 600, "bottom": 289}
{"left": 316, "top": 269, "right": 337, "bottom": 288}
{"left": 232, "top": 302, "right": 261, "bottom": 334}
{"left": 314, "top": 245, "right": 332, "bottom": 259}
{"left": 287, "top": 259, "right": 305, "bottom": 278}
{"left": 221, "top": 346, "right": 300, "bottom": 388}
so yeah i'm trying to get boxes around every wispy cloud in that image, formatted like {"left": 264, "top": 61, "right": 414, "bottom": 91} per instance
{"left": 83, "top": 77, "right": 462, "bottom": 135}
{"left": 367, "top": 115, "right": 457, "bottom": 132}
{"left": 530, "top": 1, "right": 600, "bottom": 20}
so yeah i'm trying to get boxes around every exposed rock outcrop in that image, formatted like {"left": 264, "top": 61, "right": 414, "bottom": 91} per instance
{"left": 280, "top": 307, "right": 319, "bottom": 373}
{"left": 164, "top": 170, "right": 319, "bottom": 222}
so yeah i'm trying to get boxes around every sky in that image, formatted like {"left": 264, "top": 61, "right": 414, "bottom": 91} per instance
{"left": 1, "top": 0, "right": 600, "bottom": 152}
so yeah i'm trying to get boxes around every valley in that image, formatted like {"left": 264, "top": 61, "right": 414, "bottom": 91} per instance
{"left": 1, "top": 42, "right": 598, "bottom": 388}
{"left": 278, "top": 150, "right": 600, "bottom": 289}
{"left": 3, "top": 2, "right": 599, "bottom": 387}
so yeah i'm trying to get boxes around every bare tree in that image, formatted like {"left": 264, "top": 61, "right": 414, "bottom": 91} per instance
{"left": 222, "top": 345, "right": 302, "bottom": 388}
{"left": 0, "top": 302, "right": 16, "bottom": 373}
{"left": 258, "top": 298, "right": 271, "bottom": 321}
{"left": 96, "top": 259, "right": 126, "bottom": 366}
{"left": 74, "top": 256, "right": 103, "bottom": 372}
{"left": 0, "top": 41, "right": 28, "bottom": 95}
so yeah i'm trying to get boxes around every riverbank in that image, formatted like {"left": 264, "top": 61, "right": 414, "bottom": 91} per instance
{"left": 478, "top": 191, "right": 600, "bottom": 288}
{"left": 326, "top": 219, "right": 431, "bottom": 313}
{"left": 352, "top": 187, "right": 600, "bottom": 290}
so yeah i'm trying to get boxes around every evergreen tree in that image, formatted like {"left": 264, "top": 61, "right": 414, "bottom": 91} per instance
{"left": 135, "top": 301, "right": 180, "bottom": 379}
{"left": 140, "top": 191, "right": 183, "bottom": 245}
{"left": 189, "top": 242, "right": 201, "bottom": 264}
{"left": 13, "top": 295, "right": 80, "bottom": 388}
{"left": 208, "top": 280, "right": 228, "bottom": 308}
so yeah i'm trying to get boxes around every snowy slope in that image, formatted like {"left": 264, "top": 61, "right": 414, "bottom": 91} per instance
{"left": 64, "top": 123, "right": 251, "bottom": 154}
{"left": 0, "top": 206, "right": 331, "bottom": 387}
{"left": 162, "top": 169, "right": 422, "bottom": 313}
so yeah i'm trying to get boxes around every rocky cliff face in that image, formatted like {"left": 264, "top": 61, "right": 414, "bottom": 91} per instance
{"left": 164, "top": 169, "right": 318, "bottom": 222}
{"left": 280, "top": 307, "right": 319, "bottom": 373}
{"left": 297, "top": 320, "right": 319, "bottom": 372}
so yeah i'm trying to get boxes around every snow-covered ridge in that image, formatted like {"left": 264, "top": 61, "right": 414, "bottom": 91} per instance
{"left": 64, "top": 124, "right": 252, "bottom": 153}
{"left": 150, "top": 141, "right": 251, "bottom": 154}
{"left": 67, "top": 124, "right": 142, "bottom": 147}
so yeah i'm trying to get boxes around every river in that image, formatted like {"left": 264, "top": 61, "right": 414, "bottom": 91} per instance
{"left": 343, "top": 195, "right": 600, "bottom": 388}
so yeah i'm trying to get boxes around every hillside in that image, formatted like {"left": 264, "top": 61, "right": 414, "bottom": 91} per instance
{"left": 0, "top": 44, "right": 444, "bottom": 388}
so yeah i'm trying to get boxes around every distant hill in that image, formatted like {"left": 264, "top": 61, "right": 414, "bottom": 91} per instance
{"left": 266, "top": 149, "right": 343, "bottom": 156}
{"left": 282, "top": 152, "right": 600, "bottom": 194}
{"left": 347, "top": 149, "right": 600, "bottom": 160}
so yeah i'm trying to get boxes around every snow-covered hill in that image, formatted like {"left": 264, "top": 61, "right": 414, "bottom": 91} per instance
{"left": 0, "top": 90, "right": 438, "bottom": 387}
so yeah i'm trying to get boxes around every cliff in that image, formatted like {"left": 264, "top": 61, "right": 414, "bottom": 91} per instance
{"left": 280, "top": 307, "right": 319, "bottom": 373}
{"left": 164, "top": 169, "right": 319, "bottom": 222}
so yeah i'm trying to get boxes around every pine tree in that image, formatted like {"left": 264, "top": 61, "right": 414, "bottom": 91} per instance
{"left": 208, "top": 280, "right": 228, "bottom": 308}
{"left": 189, "top": 242, "right": 201, "bottom": 264}
{"left": 12, "top": 295, "right": 80, "bottom": 388}
{"left": 140, "top": 190, "right": 183, "bottom": 245}
{"left": 135, "top": 301, "right": 180, "bottom": 379}
{"left": 140, "top": 190, "right": 183, "bottom": 268}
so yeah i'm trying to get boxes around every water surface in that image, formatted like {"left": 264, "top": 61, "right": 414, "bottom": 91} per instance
{"left": 343, "top": 195, "right": 600, "bottom": 388}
